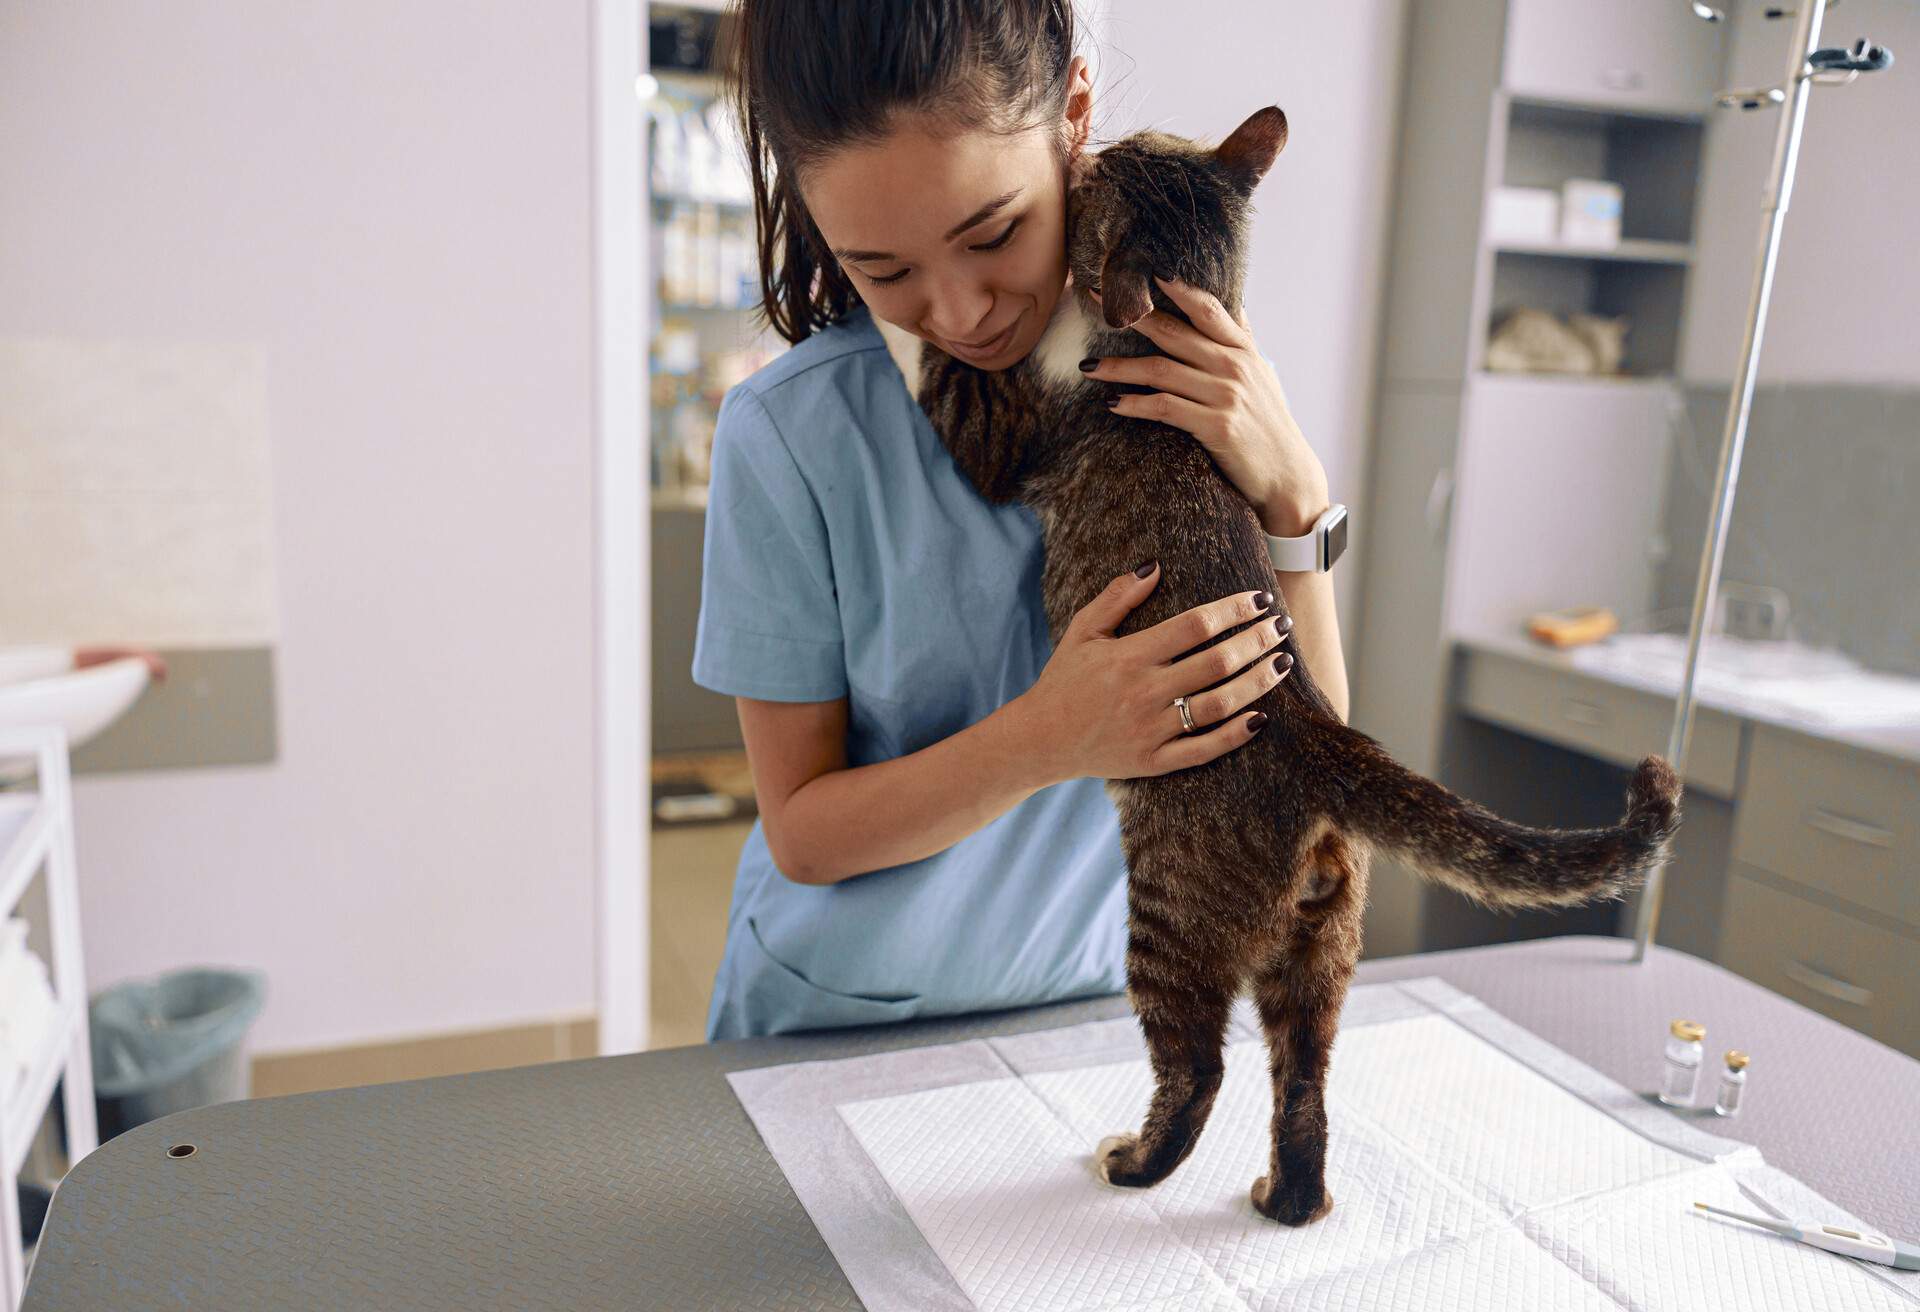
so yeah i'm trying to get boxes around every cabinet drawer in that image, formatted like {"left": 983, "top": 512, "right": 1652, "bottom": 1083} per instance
{"left": 1458, "top": 648, "right": 1741, "bottom": 797}
{"left": 1718, "top": 871, "right": 1919, "bottom": 1058}
{"left": 1503, "top": 0, "right": 1724, "bottom": 114}
{"left": 1732, "top": 724, "right": 1920, "bottom": 930}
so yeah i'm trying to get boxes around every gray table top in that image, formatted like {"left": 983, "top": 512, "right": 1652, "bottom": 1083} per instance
{"left": 24, "top": 936, "right": 1919, "bottom": 1310}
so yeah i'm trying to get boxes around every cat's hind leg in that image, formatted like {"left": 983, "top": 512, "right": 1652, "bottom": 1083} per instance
{"left": 1094, "top": 951, "right": 1234, "bottom": 1192}
{"left": 1248, "top": 829, "right": 1365, "bottom": 1225}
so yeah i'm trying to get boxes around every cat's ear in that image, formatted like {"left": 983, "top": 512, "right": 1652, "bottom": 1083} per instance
{"left": 1099, "top": 246, "right": 1153, "bottom": 329}
{"left": 1214, "top": 106, "right": 1288, "bottom": 193}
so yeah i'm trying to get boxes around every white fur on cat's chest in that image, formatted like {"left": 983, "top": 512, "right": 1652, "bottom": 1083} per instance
{"left": 874, "top": 293, "right": 1098, "bottom": 403}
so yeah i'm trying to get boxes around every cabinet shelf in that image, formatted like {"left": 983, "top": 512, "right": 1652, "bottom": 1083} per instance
{"left": 1474, "top": 369, "right": 1676, "bottom": 389}
{"left": 1506, "top": 93, "right": 1705, "bottom": 124}
{"left": 1490, "top": 239, "right": 1691, "bottom": 265}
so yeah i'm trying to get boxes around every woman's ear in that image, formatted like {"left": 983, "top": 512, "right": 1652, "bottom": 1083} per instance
{"left": 1063, "top": 54, "right": 1094, "bottom": 163}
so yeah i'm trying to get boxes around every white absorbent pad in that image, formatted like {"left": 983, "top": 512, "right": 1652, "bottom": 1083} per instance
{"left": 727, "top": 978, "right": 1920, "bottom": 1312}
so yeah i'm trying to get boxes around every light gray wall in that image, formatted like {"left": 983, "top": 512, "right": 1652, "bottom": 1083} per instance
{"left": 1682, "top": 0, "right": 1920, "bottom": 384}
{"left": 0, "top": 2, "right": 600, "bottom": 1052}
{"left": 1658, "top": 383, "right": 1920, "bottom": 677}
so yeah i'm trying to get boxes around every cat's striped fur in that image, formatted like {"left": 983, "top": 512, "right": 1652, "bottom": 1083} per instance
{"left": 887, "top": 107, "right": 1682, "bottom": 1226}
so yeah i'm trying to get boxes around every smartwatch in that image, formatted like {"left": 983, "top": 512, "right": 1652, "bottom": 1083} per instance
{"left": 1265, "top": 503, "right": 1349, "bottom": 574}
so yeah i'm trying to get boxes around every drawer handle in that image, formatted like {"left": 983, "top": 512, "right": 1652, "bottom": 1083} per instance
{"left": 1560, "top": 699, "right": 1608, "bottom": 727}
{"left": 1782, "top": 960, "right": 1873, "bottom": 1009}
{"left": 1804, "top": 807, "right": 1895, "bottom": 849}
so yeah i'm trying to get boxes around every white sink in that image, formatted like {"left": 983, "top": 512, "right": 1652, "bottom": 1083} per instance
{"left": 0, "top": 656, "right": 152, "bottom": 781}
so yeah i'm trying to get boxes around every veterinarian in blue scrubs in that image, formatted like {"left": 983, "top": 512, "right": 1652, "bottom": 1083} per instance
{"left": 693, "top": 0, "right": 1349, "bottom": 1041}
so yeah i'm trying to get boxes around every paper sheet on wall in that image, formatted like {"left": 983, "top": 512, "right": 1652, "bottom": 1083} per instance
{"left": 729, "top": 978, "right": 1920, "bottom": 1312}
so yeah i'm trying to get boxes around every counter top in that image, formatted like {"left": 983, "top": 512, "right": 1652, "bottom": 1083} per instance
{"left": 1454, "top": 625, "right": 1920, "bottom": 771}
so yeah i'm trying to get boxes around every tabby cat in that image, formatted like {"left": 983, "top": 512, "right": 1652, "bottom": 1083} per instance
{"left": 879, "top": 107, "right": 1682, "bottom": 1226}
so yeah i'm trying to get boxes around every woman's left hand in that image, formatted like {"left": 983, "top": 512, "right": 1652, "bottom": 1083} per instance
{"left": 1083, "top": 274, "right": 1329, "bottom": 537}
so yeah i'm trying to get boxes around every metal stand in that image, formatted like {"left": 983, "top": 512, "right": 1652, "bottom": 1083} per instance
{"left": 1631, "top": 0, "right": 1895, "bottom": 961}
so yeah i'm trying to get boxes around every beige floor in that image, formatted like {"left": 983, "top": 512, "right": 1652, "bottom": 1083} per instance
{"left": 648, "top": 817, "right": 754, "bottom": 1050}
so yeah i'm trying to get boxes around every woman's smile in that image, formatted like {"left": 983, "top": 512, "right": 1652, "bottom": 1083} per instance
{"left": 944, "top": 310, "right": 1025, "bottom": 364}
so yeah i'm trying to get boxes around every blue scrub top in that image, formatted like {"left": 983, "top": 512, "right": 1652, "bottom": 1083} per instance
{"left": 691, "top": 303, "right": 1128, "bottom": 1041}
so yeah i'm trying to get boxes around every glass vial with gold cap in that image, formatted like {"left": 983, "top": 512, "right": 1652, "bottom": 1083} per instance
{"left": 1660, "top": 1019, "right": 1706, "bottom": 1106}
{"left": 1714, "top": 1050, "right": 1749, "bottom": 1116}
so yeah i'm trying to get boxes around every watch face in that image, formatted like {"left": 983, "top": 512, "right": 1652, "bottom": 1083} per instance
{"left": 1323, "top": 507, "right": 1348, "bottom": 569}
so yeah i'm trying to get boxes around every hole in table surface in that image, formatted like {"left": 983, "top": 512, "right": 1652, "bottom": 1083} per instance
{"left": 166, "top": 1143, "right": 196, "bottom": 1160}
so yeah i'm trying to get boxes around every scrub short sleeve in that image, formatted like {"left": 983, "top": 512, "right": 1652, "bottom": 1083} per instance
{"left": 691, "top": 385, "right": 849, "bottom": 702}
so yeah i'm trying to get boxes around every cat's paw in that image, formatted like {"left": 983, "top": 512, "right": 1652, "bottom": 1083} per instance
{"left": 1093, "top": 1134, "right": 1142, "bottom": 1189}
{"left": 1251, "top": 1174, "right": 1335, "bottom": 1226}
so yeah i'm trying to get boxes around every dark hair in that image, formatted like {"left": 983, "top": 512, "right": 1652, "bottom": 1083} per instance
{"left": 725, "top": 0, "right": 1078, "bottom": 345}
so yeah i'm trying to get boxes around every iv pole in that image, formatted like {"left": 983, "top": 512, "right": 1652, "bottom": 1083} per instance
{"left": 1631, "top": 0, "right": 1895, "bottom": 962}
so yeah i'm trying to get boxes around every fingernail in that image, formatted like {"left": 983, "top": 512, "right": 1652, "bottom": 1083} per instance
{"left": 1248, "top": 712, "right": 1268, "bottom": 733}
{"left": 1254, "top": 591, "right": 1275, "bottom": 611}
{"left": 1133, "top": 559, "right": 1157, "bottom": 578}
{"left": 1275, "top": 653, "right": 1294, "bottom": 678}
{"left": 1107, "top": 396, "right": 1123, "bottom": 410}
{"left": 1278, "top": 613, "right": 1294, "bottom": 634}
{"left": 1078, "top": 357, "right": 1098, "bottom": 373}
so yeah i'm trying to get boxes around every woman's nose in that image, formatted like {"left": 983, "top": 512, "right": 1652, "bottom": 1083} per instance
{"left": 920, "top": 276, "right": 997, "bottom": 344}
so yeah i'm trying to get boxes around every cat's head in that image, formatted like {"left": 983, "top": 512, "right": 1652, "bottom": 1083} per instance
{"left": 1069, "top": 107, "right": 1288, "bottom": 331}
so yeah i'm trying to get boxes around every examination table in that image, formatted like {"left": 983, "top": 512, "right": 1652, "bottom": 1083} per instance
{"left": 21, "top": 936, "right": 1920, "bottom": 1309}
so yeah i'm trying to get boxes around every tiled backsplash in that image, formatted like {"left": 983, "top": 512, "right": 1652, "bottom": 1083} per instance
{"left": 0, "top": 338, "right": 279, "bottom": 647}
{"left": 1658, "top": 384, "right": 1920, "bottom": 678}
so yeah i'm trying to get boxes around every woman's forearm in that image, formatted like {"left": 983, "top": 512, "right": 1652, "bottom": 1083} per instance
{"left": 772, "top": 696, "right": 1056, "bottom": 885}
{"left": 1274, "top": 566, "right": 1349, "bottom": 723}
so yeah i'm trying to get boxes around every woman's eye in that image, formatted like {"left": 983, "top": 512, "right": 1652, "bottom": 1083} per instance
{"left": 971, "top": 219, "right": 1021, "bottom": 252}
{"left": 858, "top": 218, "right": 1020, "bottom": 286}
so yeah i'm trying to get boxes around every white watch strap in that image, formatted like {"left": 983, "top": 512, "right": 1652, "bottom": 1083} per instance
{"left": 1265, "top": 503, "right": 1346, "bottom": 574}
{"left": 1265, "top": 522, "right": 1321, "bottom": 573}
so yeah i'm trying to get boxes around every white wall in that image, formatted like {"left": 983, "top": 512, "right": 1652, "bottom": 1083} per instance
{"left": 0, "top": 3, "right": 600, "bottom": 1052}
{"left": 1097, "top": 0, "right": 1412, "bottom": 643}
{"left": 1682, "top": 0, "right": 1920, "bottom": 384}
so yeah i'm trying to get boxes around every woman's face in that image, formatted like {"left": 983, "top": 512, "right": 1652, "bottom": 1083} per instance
{"left": 800, "top": 62, "right": 1093, "bottom": 371}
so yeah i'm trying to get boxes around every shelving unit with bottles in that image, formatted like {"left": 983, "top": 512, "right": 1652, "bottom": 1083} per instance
{"left": 1351, "top": 0, "right": 1728, "bottom": 958}
{"left": 644, "top": 5, "right": 785, "bottom": 510}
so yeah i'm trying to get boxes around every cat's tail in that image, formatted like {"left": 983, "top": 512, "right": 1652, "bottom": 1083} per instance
{"left": 1325, "top": 726, "right": 1682, "bottom": 912}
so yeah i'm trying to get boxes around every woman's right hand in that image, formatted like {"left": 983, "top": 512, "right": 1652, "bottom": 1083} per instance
{"left": 1012, "top": 560, "right": 1295, "bottom": 785}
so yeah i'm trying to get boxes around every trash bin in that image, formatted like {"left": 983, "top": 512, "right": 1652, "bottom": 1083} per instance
{"left": 89, "top": 967, "right": 266, "bottom": 1140}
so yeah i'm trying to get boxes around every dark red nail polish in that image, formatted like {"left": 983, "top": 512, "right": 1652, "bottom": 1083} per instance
{"left": 1275, "top": 653, "right": 1294, "bottom": 677}
{"left": 1078, "top": 357, "right": 1098, "bottom": 372}
{"left": 1278, "top": 612, "right": 1294, "bottom": 633}
{"left": 1255, "top": 591, "right": 1275, "bottom": 611}
{"left": 1133, "top": 560, "right": 1157, "bottom": 578}
{"left": 1248, "top": 712, "right": 1268, "bottom": 733}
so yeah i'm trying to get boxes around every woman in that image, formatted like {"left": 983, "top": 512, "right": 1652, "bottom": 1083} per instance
{"left": 693, "top": 0, "right": 1349, "bottom": 1040}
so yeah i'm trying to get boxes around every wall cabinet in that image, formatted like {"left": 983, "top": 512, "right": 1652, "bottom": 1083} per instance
{"left": 1503, "top": 0, "right": 1727, "bottom": 114}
